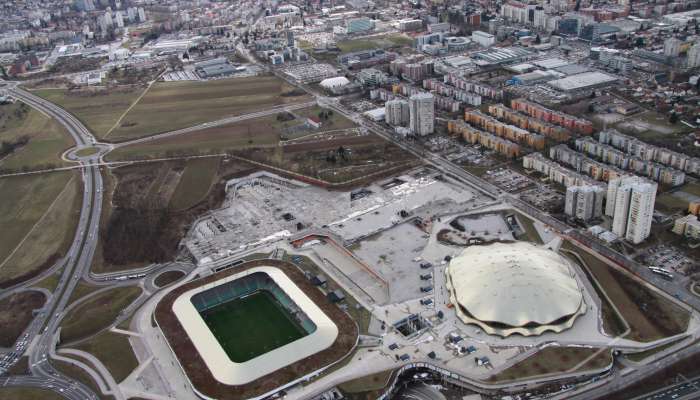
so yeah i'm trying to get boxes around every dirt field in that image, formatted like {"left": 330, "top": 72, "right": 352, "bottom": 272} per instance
{"left": 563, "top": 241, "right": 689, "bottom": 342}
{"left": 0, "top": 291, "right": 46, "bottom": 346}
{"left": 91, "top": 160, "right": 251, "bottom": 273}
{"left": 104, "top": 105, "right": 356, "bottom": 162}
{"left": 32, "top": 87, "right": 145, "bottom": 138}
{"left": 487, "top": 347, "right": 612, "bottom": 382}
{"left": 169, "top": 157, "right": 221, "bottom": 211}
{"left": 0, "top": 171, "right": 79, "bottom": 287}
{"left": 59, "top": 285, "right": 142, "bottom": 344}
{"left": 106, "top": 75, "right": 312, "bottom": 141}
{"left": 0, "top": 388, "right": 65, "bottom": 400}
{"left": 234, "top": 134, "right": 418, "bottom": 184}
{"left": 0, "top": 102, "right": 73, "bottom": 171}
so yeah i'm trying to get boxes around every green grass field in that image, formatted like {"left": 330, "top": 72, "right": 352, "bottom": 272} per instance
{"left": 201, "top": 290, "right": 307, "bottom": 362}
{"left": 105, "top": 75, "right": 311, "bottom": 141}
{"left": 0, "top": 171, "right": 77, "bottom": 285}
{"left": 0, "top": 102, "right": 73, "bottom": 170}
{"left": 169, "top": 157, "right": 220, "bottom": 211}
{"left": 32, "top": 87, "right": 145, "bottom": 139}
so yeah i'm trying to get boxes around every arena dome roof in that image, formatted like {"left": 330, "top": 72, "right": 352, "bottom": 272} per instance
{"left": 445, "top": 241, "right": 586, "bottom": 337}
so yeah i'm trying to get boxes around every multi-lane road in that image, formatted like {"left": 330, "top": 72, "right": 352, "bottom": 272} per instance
{"left": 2, "top": 61, "right": 699, "bottom": 400}
{"left": 1, "top": 84, "right": 104, "bottom": 400}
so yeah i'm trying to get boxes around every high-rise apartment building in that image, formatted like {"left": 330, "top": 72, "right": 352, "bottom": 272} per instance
{"left": 607, "top": 176, "right": 657, "bottom": 244}
{"left": 385, "top": 99, "right": 410, "bottom": 127}
{"left": 688, "top": 43, "right": 700, "bottom": 68}
{"left": 663, "top": 37, "right": 682, "bottom": 57}
{"left": 565, "top": 185, "right": 604, "bottom": 221}
{"left": 409, "top": 93, "right": 434, "bottom": 136}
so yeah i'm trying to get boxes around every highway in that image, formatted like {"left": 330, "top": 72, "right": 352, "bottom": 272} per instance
{"left": 632, "top": 376, "right": 700, "bottom": 400}
{"left": 1, "top": 85, "right": 104, "bottom": 400}
{"left": 2, "top": 53, "right": 699, "bottom": 400}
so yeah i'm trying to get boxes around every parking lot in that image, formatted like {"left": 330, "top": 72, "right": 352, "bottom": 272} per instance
{"left": 483, "top": 168, "right": 534, "bottom": 193}
{"left": 642, "top": 244, "right": 696, "bottom": 276}
{"left": 186, "top": 169, "right": 487, "bottom": 264}
{"left": 352, "top": 222, "right": 432, "bottom": 303}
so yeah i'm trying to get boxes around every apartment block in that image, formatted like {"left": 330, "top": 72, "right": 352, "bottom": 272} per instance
{"left": 550, "top": 144, "right": 626, "bottom": 182}
{"left": 566, "top": 185, "right": 605, "bottom": 221}
{"left": 423, "top": 79, "right": 482, "bottom": 106}
{"left": 599, "top": 129, "right": 700, "bottom": 176}
{"left": 522, "top": 153, "right": 606, "bottom": 189}
{"left": 465, "top": 110, "right": 545, "bottom": 150}
{"left": 672, "top": 214, "right": 700, "bottom": 240}
{"left": 575, "top": 137, "right": 686, "bottom": 186}
{"left": 488, "top": 104, "right": 571, "bottom": 142}
{"left": 443, "top": 73, "right": 504, "bottom": 99}
{"left": 385, "top": 99, "right": 410, "bottom": 127}
{"left": 448, "top": 120, "right": 521, "bottom": 158}
{"left": 511, "top": 98, "right": 594, "bottom": 135}
{"left": 409, "top": 92, "right": 435, "bottom": 136}
{"left": 607, "top": 176, "right": 657, "bottom": 244}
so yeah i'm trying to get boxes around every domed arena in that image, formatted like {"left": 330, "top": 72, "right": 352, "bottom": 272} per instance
{"left": 445, "top": 241, "right": 586, "bottom": 337}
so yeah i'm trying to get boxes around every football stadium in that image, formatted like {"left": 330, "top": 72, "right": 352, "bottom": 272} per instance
{"left": 156, "top": 260, "right": 358, "bottom": 400}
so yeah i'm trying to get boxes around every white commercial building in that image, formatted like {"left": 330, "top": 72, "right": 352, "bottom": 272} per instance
{"left": 471, "top": 30, "right": 496, "bottom": 47}
{"left": 607, "top": 176, "right": 657, "bottom": 244}
{"left": 408, "top": 92, "right": 435, "bottom": 136}
{"left": 385, "top": 99, "right": 410, "bottom": 127}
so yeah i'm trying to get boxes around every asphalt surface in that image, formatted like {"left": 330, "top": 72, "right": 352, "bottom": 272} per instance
{"left": 0, "top": 85, "right": 104, "bottom": 399}
{"left": 2, "top": 60, "right": 700, "bottom": 400}
{"left": 632, "top": 375, "right": 700, "bottom": 400}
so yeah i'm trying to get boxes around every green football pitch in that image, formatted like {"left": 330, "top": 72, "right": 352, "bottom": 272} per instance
{"left": 199, "top": 290, "right": 308, "bottom": 363}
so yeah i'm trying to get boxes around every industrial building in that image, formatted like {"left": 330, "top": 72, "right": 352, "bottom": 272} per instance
{"left": 547, "top": 71, "right": 618, "bottom": 92}
{"left": 194, "top": 57, "right": 238, "bottom": 79}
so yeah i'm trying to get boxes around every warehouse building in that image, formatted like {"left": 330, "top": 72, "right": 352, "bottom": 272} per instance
{"left": 547, "top": 71, "right": 618, "bottom": 92}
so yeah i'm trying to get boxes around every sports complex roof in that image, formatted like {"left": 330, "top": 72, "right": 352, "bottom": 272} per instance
{"left": 446, "top": 242, "right": 586, "bottom": 337}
